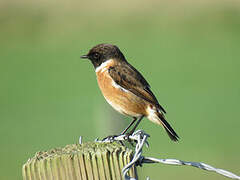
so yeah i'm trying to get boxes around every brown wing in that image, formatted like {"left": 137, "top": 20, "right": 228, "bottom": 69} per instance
{"left": 108, "top": 63, "right": 166, "bottom": 113}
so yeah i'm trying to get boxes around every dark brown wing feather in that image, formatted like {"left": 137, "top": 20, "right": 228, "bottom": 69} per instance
{"left": 108, "top": 62, "right": 166, "bottom": 113}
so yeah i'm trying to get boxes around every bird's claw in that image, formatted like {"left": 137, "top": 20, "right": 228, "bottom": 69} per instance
{"left": 102, "top": 135, "right": 119, "bottom": 142}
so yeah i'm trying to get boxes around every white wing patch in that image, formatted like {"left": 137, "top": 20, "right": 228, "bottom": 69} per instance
{"left": 112, "top": 80, "right": 129, "bottom": 93}
{"left": 96, "top": 59, "right": 129, "bottom": 92}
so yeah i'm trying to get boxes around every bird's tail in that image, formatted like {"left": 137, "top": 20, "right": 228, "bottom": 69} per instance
{"left": 147, "top": 106, "right": 179, "bottom": 141}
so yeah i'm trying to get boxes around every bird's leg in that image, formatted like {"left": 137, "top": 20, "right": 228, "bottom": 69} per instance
{"left": 102, "top": 118, "right": 137, "bottom": 142}
{"left": 102, "top": 116, "right": 144, "bottom": 143}
{"left": 120, "top": 117, "right": 137, "bottom": 135}
{"left": 123, "top": 116, "right": 144, "bottom": 145}
{"left": 128, "top": 115, "right": 144, "bottom": 135}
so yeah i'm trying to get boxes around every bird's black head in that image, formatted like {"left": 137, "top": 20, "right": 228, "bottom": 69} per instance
{"left": 81, "top": 44, "right": 126, "bottom": 69}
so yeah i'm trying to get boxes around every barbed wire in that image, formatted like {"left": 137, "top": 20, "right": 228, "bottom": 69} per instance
{"left": 100, "top": 130, "right": 240, "bottom": 180}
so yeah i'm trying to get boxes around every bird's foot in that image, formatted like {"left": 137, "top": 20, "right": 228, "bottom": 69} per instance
{"left": 101, "top": 132, "right": 138, "bottom": 147}
{"left": 102, "top": 134, "right": 128, "bottom": 146}
{"left": 102, "top": 134, "right": 120, "bottom": 142}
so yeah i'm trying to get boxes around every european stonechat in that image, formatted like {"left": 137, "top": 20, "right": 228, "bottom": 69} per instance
{"left": 81, "top": 44, "right": 179, "bottom": 141}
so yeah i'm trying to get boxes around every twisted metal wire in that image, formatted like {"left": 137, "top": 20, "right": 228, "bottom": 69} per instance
{"left": 100, "top": 130, "right": 240, "bottom": 180}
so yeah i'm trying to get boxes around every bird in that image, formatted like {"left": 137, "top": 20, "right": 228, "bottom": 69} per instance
{"left": 81, "top": 44, "right": 179, "bottom": 141}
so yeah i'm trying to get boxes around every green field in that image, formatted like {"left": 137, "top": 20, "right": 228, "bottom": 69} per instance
{"left": 1, "top": 1, "right": 240, "bottom": 179}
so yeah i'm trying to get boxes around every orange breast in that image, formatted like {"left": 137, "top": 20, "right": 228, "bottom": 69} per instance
{"left": 96, "top": 63, "right": 147, "bottom": 118}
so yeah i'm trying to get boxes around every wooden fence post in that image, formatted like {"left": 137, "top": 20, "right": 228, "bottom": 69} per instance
{"left": 22, "top": 141, "right": 137, "bottom": 180}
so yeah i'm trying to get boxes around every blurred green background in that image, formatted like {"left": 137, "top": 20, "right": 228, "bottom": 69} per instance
{"left": 1, "top": 0, "right": 240, "bottom": 179}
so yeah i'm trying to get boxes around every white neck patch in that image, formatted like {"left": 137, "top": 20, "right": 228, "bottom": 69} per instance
{"left": 95, "top": 59, "right": 114, "bottom": 73}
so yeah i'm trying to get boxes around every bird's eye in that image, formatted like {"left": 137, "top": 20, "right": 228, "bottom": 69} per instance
{"left": 93, "top": 53, "right": 100, "bottom": 60}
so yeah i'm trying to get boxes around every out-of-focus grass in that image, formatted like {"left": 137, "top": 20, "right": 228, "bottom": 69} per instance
{"left": 0, "top": 1, "right": 240, "bottom": 179}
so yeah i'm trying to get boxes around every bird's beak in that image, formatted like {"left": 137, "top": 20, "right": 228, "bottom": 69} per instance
{"left": 80, "top": 55, "right": 89, "bottom": 59}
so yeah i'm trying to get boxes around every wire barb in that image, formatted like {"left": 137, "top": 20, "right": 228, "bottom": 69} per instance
{"left": 98, "top": 130, "right": 240, "bottom": 180}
